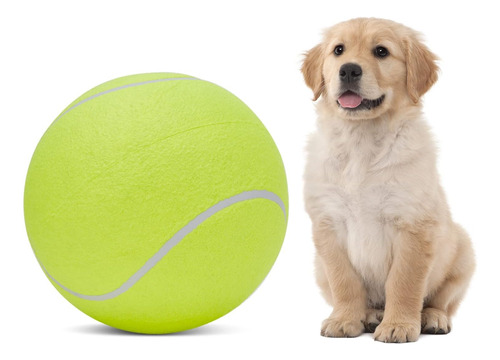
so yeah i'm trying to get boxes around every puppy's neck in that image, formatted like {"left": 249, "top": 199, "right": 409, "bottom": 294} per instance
{"left": 314, "top": 99, "right": 433, "bottom": 179}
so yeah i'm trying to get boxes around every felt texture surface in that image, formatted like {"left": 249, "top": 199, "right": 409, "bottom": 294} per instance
{"left": 24, "top": 73, "right": 288, "bottom": 334}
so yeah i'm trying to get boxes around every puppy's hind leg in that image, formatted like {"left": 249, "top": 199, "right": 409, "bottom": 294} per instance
{"left": 422, "top": 224, "right": 475, "bottom": 334}
{"left": 364, "top": 308, "right": 384, "bottom": 333}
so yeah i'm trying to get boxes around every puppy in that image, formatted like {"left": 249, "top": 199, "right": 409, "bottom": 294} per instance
{"left": 301, "top": 18, "right": 475, "bottom": 343}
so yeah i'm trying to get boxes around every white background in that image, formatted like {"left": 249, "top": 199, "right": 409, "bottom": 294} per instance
{"left": 1, "top": 0, "right": 499, "bottom": 358}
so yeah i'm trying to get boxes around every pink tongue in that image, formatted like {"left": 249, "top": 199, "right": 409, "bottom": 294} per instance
{"left": 338, "top": 92, "right": 362, "bottom": 108}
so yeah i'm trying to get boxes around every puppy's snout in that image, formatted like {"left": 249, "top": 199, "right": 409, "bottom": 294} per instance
{"left": 339, "top": 63, "right": 362, "bottom": 83}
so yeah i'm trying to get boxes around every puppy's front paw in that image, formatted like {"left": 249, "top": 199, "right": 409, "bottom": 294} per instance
{"left": 374, "top": 320, "right": 420, "bottom": 343}
{"left": 321, "top": 316, "right": 364, "bottom": 338}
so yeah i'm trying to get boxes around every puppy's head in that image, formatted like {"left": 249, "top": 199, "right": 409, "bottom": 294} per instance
{"left": 302, "top": 18, "right": 438, "bottom": 120}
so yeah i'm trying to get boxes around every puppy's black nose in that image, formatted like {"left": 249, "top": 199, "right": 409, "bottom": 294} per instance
{"left": 339, "top": 63, "right": 362, "bottom": 83}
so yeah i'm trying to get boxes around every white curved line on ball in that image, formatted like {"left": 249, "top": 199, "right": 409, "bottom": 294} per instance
{"left": 39, "top": 190, "right": 287, "bottom": 301}
{"left": 56, "top": 76, "right": 199, "bottom": 121}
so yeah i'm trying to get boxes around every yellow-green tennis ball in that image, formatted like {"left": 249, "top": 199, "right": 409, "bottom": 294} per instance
{"left": 24, "top": 73, "right": 288, "bottom": 334}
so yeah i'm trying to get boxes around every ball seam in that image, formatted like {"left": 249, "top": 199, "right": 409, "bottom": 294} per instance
{"left": 37, "top": 189, "right": 287, "bottom": 301}
{"left": 56, "top": 76, "right": 199, "bottom": 121}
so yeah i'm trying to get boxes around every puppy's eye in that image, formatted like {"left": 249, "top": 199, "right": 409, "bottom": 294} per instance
{"left": 333, "top": 45, "right": 344, "bottom": 56}
{"left": 374, "top": 46, "right": 389, "bottom": 58}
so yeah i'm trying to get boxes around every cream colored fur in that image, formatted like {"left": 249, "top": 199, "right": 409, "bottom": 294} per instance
{"left": 302, "top": 18, "right": 475, "bottom": 343}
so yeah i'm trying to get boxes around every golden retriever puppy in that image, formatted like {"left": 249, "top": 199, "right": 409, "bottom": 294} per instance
{"left": 301, "top": 18, "right": 475, "bottom": 343}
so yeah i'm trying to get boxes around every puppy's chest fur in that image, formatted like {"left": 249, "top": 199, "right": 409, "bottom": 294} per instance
{"left": 307, "top": 116, "right": 433, "bottom": 304}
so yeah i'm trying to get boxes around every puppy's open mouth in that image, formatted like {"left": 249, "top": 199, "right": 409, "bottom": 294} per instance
{"left": 337, "top": 91, "right": 385, "bottom": 110}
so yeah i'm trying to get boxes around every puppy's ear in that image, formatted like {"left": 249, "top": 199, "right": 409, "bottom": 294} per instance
{"left": 302, "top": 44, "right": 325, "bottom": 101}
{"left": 404, "top": 36, "right": 439, "bottom": 103}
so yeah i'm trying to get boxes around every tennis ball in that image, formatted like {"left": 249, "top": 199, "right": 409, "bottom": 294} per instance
{"left": 24, "top": 73, "right": 288, "bottom": 334}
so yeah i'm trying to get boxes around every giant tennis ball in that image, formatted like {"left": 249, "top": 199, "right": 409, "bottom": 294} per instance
{"left": 24, "top": 73, "right": 288, "bottom": 334}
